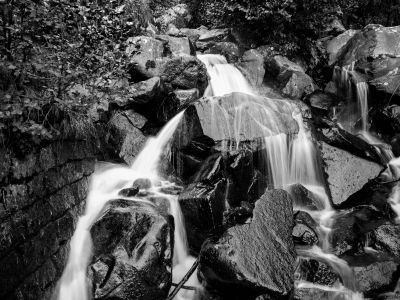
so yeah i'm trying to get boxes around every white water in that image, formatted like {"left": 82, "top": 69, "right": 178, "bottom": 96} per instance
{"left": 56, "top": 112, "right": 186, "bottom": 300}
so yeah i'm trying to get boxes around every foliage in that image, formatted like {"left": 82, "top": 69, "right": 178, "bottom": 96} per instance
{"left": 0, "top": 0, "right": 150, "bottom": 145}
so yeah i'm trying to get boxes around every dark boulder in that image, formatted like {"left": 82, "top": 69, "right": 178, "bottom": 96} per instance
{"left": 371, "top": 105, "right": 400, "bottom": 139}
{"left": 319, "top": 142, "right": 384, "bottom": 207}
{"left": 336, "top": 25, "right": 400, "bottom": 98}
{"left": 288, "top": 184, "right": 324, "bottom": 211}
{"left": 354, "top": 259, "right": 400, "bottom": 296}
{"left": 108, "top": 112, "right": 147, "bottom": 165}
{"left": 330, "top": 206, "right": 387, "bottom": 256}
{"left": 293, "top": 211, "right": 319, "bottom": 246}
{"left": 89, "top": 199, "right": 173, "bottom": 300}
{"left": 128, "top": 76, "right": 167, "bottom": 106}
{"left": 295, "top": 258, "right": 340, "bottom": 287}
{"left": 266, "top": 55, "right": 317, "bottom": 100}
{"left": 199, "top": 189, "right": 295, "bottom": 299}
{"left": 196, "top": 28, "right": 231, "bottom": 51}
{"left": 370, "top": 223, "right": 400, "bottom": 259}
{"left": 206, "top": 42, "right": 240, "bottom": 63}
{"left": 161, "top": 56, "right": 208, "bottom": 94}
{"left": 178, "top": 180, "right": 227, "bottom": 253}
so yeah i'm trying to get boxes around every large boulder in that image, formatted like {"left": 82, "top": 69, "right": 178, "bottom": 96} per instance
{"left": 266, "top": 55, "right": 317, "bottom": 99}
{"left": 319, "top": 142, "right": 384, "bottom": 207}
{"left": 370, "top": 223, "right": 400, "bottom": 259}
{"left": 199, "top": 189, "right": 295, "bottom": 299}
{"left": 326, "top": 29, "right": 359, "bottom": 66}
{"left": 173, "top": 92, "right": 299, "bottom": 152}
{"left": 89, "top": 199, "right": 173, "bottom": 300}
{"left": 161, "top": 56, "right": 208, "bottom": 94}
{"left": 336, "top": 24, "right": 400, "bottom": 97}
{"left": 206, "top": 42, "right": 240, "bottom": 63}
{"left": 108, "top": 112, "right": 147, "bottom": 165}
{"left": 179, "top": 180, "right": 227, "bottom": 253}
{"left": 196, "top": 28, "right": 232, "bottom": 51}
{"left": 156, "top": 34, "right": 193, "bottom": 56}
{"left": 236, "top": 49, "right": 266, "bottom": 88}
{"left": 126, "top": 36, "right": 167, "bottom": 81}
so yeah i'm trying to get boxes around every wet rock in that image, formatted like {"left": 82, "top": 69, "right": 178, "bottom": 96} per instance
{"left": 319, "top": 142, "right": 384, "bottom": 207}
{"left": 167, "top": 26, "right": 208, "bottom": 45}
{"left": 133, "top": 178, "right": 152, "bottom": 190}
{"left": 295, "top": 258, "right": 340, "bottom": 286}
{"left": 307, "top": 90, "right": 339, "bottom": 113}
{"left": 89, "top": 199, "right": 173, "bottom": 300}
{"left": 118, "top": 187, "right": 139, "bottom": 197}
{"left": 337, "top": 25, "right": 400, "bottom": 97}
{"left": 126, "top": 36, "right": 167, "bottom": 81}
{"left": 370, "top": 223, "right": 400, "bottom": 259}
{"left": 354, "top": 260, "right": 399, "bottom": 296}
{"left": 330, "top": 206, "right": 387, "bottom": 256}
{"left": 155, "top": 4, "right": 192, "bottom": 31}
{"left": 266, "top": 55, "right": 317, "bottom": 99}
{"left": 223, "top": 201, "right": 254, "bottom": 227}
{"left": 341, "top": 177, "right": 398, "bottom": 217}
{"left": 206, "top": 42, "right": 240, "bottom": 63}
{"left": 293, "top": 211, "right": 319, "bottom": 245}
{"left": 199, "top": 189, "right": 295, "bottom": 299}
{"left": 173, "top": 88, "right": 200, "bottom": 107}
{"left": 122, "top": 110, "right": 148, "bottom": 130}
{"left": 179, "top": 180, "right": 227, "bottom": 253}
{"left": 108, "top": 113, "right": 147, "bottom": 165}
{"left": 198, "top": 28, "right": 230, "bottom": 43}
{"left": 174, "top": 93, "right": 299, "bottom": 152}
{"left": 371, "top": 105, "right": 400, "bottom": 139}
{"left": 288, "top": 184, "right": 323, "bottom": 211}
{"left": 161, "top": 56, "right": 208, "bottom": 94}
{"left": 236, "top": 49, "right": 265, "bottom": 87}
{"left": 326, "top": 29, "right": 359, "bottom": 66}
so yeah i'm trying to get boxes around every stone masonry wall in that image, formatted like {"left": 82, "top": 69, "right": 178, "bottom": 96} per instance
{"left": 0, "top": 139, "right": 101, "bottom": 300}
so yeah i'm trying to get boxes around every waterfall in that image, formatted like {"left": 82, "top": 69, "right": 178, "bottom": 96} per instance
{"left": 56, "top": 112, "right": 186, "bottom": 300}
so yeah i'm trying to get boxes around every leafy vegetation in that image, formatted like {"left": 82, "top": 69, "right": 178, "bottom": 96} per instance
{"left": 0, "top": 0, "right": 150, "bottom": 145}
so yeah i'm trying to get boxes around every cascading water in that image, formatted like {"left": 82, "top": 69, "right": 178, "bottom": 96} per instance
{"left": 198, "top": 54, "right": 361, "bottom": 299}
{"left": 56, "top": 111, "right": 188, "bottom": 300}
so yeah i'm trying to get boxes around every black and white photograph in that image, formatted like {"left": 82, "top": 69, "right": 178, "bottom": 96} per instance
{"left": 1, "top": 1, "right": 400, "bottom": 299}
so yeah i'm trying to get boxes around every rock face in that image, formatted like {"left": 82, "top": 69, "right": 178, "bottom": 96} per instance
{"left": 236, "top": 49, "right": 266, "bottom": 87}
{"left": 319, "top": 142, "right": 384, "bottom": 207}
{"left": 199, "top": 189, "right": 295, "bottom": 299}
{"left": 266, "top": 55, "right": 317, "bottom": 99}
{"left": 326, "top": 29, "right": 359, "bottom": 66}
{"left": 336, "top": 24, "right": 400, "bottom": 97}
{"left": 89, "top": 199, "right": 173, "bottom": 300}
{"left": 108, "top": 112, "right": 147, "bottom": 165}
{"left": 161, "top": 56, "right": 208, "bottom": 94}
{"left": 0, "top": 139, "right": 99, "bottom": 299}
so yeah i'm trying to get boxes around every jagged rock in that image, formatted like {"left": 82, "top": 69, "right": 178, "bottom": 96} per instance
{"left": 122, "top": 110, "right": 148, "bottom": 129}
{"left": 166, "top": 26, "right": 208, "bottom": 45}
{"left": 178, "top": 180, "right": 227, "bottom": 252}
{"left": 161, "top": 56, "right": 208, "bottom": 94}
{"left": 196, "top": 28, "right": 231, "bottom": 51}
{"left": 319, "top": 142, "right": 384, "bottom": 207}
{"left": 89, "top": 199, "right": 173, "bottom": 300}
{"left": 370, "top": 223, "right": 400, "bottom": 259}
{"left": 126, "top": 36, "right": 167, "bottom": 81}
{"left": 293, "top": 211, "right": 319, "bottom": 245}
{"left": 199, "top": 189, "right": 295, "bottom": 299}
{"left": 126, "top": 77, "right": 167, "bottom": 106}
{"left": 223, "top": 201, "right": 254, "bottom": 227}
{"left": 266, "top": 55, "right": 317, "bottom": 99}
{"left": 354, "top": 260, "right": 399, "bottom": 296}
{"left": 337, "top": 24, "right": 400, "bottom": 97}
{"left": 118, "top": 187, "right": 139, "bottom": 197}
{"left": 288, "top": 184, "right": 323, "bottom": 211}
{"left": 155, "top": 4, "right": 192, "bottom": 31}
{"left": 206, "top": 42, "right": 240, "bottom": 63}
{"left": 108, "top": 113, "right": 146, "bottom": 165}
{"left": 341, "top": 177, "right": 399, "bottom": 217}
{"left": 173, "top": 88, "right": 200, "bottom": 107}
{"left": 371, "top": 105, "right": 400, "bottom": 139}
{"left": 326, "top": 29, "right": 359, "bottom": 66}
{"left": 330, "top": 206, "right": 387, "bottom": 256}
{"left": 307, "top": 90, "right": 339, "bottom": 112}
{"left": 156, "top": 34, "right": 193, "bottom": 56}
{"left": 318, "top": 126, "right": 389, "bottom": 164}
{"left": 236, "top": 49, "right": 266, "bottom": 87}
{"left": 295, "top": 258, "right": 340, "bottom": 286}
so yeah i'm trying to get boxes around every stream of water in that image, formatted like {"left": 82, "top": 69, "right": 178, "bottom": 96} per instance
{"left": 56, "top": 54, "right": 400, "bottom": 300}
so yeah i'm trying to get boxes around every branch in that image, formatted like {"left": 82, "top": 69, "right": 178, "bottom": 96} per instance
{"left": 167, "top": 258, "right": 199, "bottom": 300}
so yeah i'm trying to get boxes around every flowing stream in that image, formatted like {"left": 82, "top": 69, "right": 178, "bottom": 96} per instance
{"left": 57, "top": 54, "right": 380, "bottom": 300}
